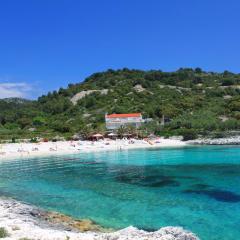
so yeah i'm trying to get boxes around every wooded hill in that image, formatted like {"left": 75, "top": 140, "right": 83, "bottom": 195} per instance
{"left": 1, "top": 68, "right": 240, "bottom": 140}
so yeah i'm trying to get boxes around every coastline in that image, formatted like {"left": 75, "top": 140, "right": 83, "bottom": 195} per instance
{"left": 0, "top": 139, "right": 201, "bottom": 239}
{"left": 0, "top": 138, "right": 187, "bottom": 161}
{"left": 2, "top": 136, "right": 240, "bottom": 161}
{"left": 0, "top": 197, "right": 199, "bottom": 240}
{"left": 188, "top": 136, "right": 240, "bottom": 145}
{"left": 2, "top": 137, "right": 239, "bottom": 239}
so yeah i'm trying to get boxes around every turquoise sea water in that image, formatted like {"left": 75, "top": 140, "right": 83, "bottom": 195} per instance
{"left": 0, "top": 146, "right": 240, "bottom": 239}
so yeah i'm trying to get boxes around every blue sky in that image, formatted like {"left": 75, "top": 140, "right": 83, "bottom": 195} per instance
{"left": 0, "top": 0, "right": 240, "bottom": 99}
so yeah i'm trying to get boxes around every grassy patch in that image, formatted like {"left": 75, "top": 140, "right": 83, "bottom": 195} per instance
{"left": 0, "top": 227, "right": 9, "bottom": 238}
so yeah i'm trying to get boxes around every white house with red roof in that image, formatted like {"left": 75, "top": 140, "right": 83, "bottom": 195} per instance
{"left": 105, "top": 113, "right": 144, "bottom": 130}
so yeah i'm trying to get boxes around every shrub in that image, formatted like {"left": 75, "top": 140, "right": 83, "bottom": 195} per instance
{"left": 52, "top": 121, "right": 71, "bottom": 133}
{"left": 30, "top": 137, "right": 38, "bottom": 143}
{"left": 0, "top": 227, "right": 9, "bottom": 238}
{"left": 222, "top": 79, "right": 235, "bottom": 86}
{"left": 234, "top": 112, "right": 240, "bottom": 120}
{"left": 212, "top": 131, "right": 226, "bottom": 139}
{"left": 180, "top": 129, "right": 198, "bottom": 141}
{"left": 33, "top": 116, "right": 46, "bottom": 126}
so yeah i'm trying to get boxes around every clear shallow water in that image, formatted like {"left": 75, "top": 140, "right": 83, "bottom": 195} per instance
{"left": 0, "top": 146, "right": 240, "bottom": 240}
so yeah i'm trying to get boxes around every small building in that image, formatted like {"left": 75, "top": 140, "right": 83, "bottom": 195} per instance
{"left": 105, "top": 113, "right": 144, "bottom": 130}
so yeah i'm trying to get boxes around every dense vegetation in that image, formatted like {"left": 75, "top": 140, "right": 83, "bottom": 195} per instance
{"left": 1, "top": 68, "right": 240, "bottom": 140}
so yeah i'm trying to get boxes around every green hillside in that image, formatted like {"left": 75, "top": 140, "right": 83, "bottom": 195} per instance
{"left": 1, "top": 68, "right": 240, "bottom": 140}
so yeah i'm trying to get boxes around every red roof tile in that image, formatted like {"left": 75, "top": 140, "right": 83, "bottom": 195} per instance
{"left": 106, "top": 113, "right": 142, "bottom": 118}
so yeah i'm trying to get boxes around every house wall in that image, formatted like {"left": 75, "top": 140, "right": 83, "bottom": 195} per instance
{"left": 105, "top": 116, "right": 143, "bottom": 130}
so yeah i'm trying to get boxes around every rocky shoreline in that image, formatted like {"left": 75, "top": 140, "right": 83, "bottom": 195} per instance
{"left": 189, "top": 136, "right": 240, "bottom": 145}
{"left": 0, "top": 197, "right": 199, "bottom": 240}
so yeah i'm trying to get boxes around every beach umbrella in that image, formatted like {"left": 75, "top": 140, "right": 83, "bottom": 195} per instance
{"left": 91, "top": 133, "right": 104, "bottom": 140}
{"left": 108, "top": 133, "right": 117, "bottom": 136}
{"left": 92, "top": 133, "right": 103, "bottom": 137}
{"left": 108, "top": 132, "right": 117, "bottom": 139}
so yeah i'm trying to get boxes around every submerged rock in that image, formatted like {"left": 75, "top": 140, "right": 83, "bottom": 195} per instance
{"left": 43, "top": 211, "right": 107, "bottom": 232}
{"left": 184, "top": 189, "right": 240, "bottom": 203}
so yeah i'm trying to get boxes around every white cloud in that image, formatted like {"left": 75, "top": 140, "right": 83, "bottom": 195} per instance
{"left": 0, "top": 82, "right": 33, "bottom": 99}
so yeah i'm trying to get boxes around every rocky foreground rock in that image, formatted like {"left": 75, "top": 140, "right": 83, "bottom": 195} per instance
{"left": 0, "top": 197, "right": 199, "bottom": 240}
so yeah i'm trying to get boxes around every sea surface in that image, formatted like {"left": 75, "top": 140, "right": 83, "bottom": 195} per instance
{"left": 0, "top": 146, "right": 240, "bottom": 240}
